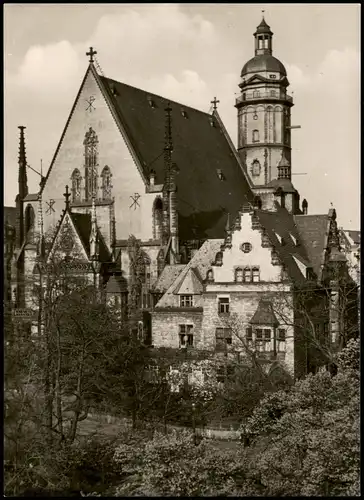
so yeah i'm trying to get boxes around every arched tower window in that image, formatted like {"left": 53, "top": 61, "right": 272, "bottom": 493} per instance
{"left": 24, "top": 204, "right": 35, "bottom": 234}
{"left": 101, "top": 165, "right": 112, "bottom": 200}
{"left": 71, "top": 168, "right": 82, "bottom": 202}
{"left": 252, "top": 129, "right": 260, "bottom": 143}
{"left": 84, "top": 127, "right": 98, "bottom": 201}
{"left": 153, "top": 197, "right": 163, "bottom": 240}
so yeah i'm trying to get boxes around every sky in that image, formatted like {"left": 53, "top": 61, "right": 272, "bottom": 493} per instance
{"left": 4, "top": 3, "right": 360, "bottom": 229}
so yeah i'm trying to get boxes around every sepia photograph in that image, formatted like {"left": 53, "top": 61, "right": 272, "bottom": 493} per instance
{"left": 4, "top": 3, "right": 360, "bottom": 497}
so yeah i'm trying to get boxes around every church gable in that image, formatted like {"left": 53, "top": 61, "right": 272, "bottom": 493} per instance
{"left": 47, "top": 211, "right": 89, "bottom": 264}
{"left": 40, "top": 64, "right": 147, "bottom": 241}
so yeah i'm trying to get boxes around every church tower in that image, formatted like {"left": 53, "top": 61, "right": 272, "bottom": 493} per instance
{"left": 235, "top": 16, "right": 294, "bottom": 186}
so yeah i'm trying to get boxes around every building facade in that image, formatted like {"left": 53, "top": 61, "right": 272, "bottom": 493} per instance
{"left": 5, "top": 17, "right": 358, "bottom": 378}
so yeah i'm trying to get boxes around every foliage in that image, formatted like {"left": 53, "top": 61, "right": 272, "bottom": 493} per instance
{"left": 113, "top": 429, "right": 247, "bottom": 496}
{"left": 243, "top": 366, "right": 360, "bottom": 496}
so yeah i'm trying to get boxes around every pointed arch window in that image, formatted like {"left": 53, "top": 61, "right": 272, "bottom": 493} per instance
{"left": 25, "top": 204, "right": 35, "bottom": 234}
{"left": 101, "top": 165, "right": 112, "bottom": 200}
{"left": 153, "top": 197, "right": 163, "bottom": 240}
{"left": 84, "top": 127, "right": 98, "bottom": 201}
{"left": 71, "top": 169, "right": 82, "bottom": 202}
{"left": 252, "top": 129, "right": 260, "bottom": 143}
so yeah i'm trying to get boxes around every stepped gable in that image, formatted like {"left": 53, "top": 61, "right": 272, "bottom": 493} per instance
{"left": 100, "top": 76, "right": 253, "bottom": 240}
{"left": 255, "top": 205, "right": 311, "bottom": 283}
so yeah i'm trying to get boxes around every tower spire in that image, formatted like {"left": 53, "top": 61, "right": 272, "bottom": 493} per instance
{"left": 18, "top": 126, "right": 29, "bottom": 201}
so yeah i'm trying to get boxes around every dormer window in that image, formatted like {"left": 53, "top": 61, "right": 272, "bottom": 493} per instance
{"left": 181, "top": 109, "right": 188, "bottom": 118}
{"left": 216, "top": 169, "right": 225, "bottom": 181}
{"left": 147, "top": 96, "right": 155, "bottom": 108}
{"left": 252, "top": 129, "right": 260, "bottom": 143}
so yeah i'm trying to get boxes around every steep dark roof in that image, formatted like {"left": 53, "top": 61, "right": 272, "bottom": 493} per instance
{"left": 256, "top": 206, "right": 311, "bottom": 283}
{"left": 70, "top": 212, "right": 111, "bottom": 263}
{"left": 100, "top": 76, "right": 253, "bottom": 240}
{"left": 266, "top": 178, "right": 297, "bottom": 193}
{"left": 250, "top": 300, "right": 279, "bottom": 325}
{"left": 4, "top": 206, "right": 17, "bottom": 227}
{"left": 294, "top": 214, "right": 329, "bottom": 278}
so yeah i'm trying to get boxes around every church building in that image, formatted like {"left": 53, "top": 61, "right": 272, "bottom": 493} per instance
{"left": 5, "top": 17, "right": 358, "bottom": 378}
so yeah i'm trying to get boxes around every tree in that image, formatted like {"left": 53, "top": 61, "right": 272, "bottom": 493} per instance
{"left": 242, "top": 349, "right": 360, "bottom": 496}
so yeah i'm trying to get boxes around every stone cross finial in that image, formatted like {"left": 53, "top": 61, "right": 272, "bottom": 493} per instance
{"left": 211, "top": 97, "right": 220, "bottom": 111}
{"left": 64, "top": 185, "right": 71, "bottom": 209}
{"left": 86, "top": 47, "right": 97, "bottom": 63}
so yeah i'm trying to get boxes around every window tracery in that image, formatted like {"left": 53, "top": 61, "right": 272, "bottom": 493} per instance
{"left": 101, "top": 165, "right": 112, "bottom": 200}
{"left": 84, "top": 127, "right": 98, "bottom": 201}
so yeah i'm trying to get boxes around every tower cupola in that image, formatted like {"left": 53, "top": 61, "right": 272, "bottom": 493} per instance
{"left": 254, "top": 16, "right": 273, "bottom": 56}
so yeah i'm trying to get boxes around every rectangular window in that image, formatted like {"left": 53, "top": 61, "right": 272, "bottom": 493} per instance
{"left": 179, "top": 324, "right": 194, "bottom": 347}
{"left": 263, "top": 329, "right": 271, "bottom": 340}
{"left": 215, "top": 327, "right": 232, "bottom": 350}
{"left": 252, "top": 267, "right": 260, "bottom": 282}
{"left": 256, "top": 329, "right": 263, "bottom": 340}
{"left": 270, "top": 90, "right": 277, "bottom": 97}
{"left": 180, "top": 295, "right": 193, "bottom": 307}
{"left": 218, "top": 297, "right": 230, "bottom": 314}
{"left": 243, "top": 268, "right": 252, "bottom": 282}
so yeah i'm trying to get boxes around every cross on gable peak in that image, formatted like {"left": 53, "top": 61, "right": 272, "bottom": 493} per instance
{"left": 211, "top": 96, "right": 220, "bottom": 110}
{"left": 86, "top": 46, "right": 97, "bottom": 63}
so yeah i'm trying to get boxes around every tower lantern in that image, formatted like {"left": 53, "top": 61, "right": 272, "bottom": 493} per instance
{"left": 254, "top": 15, "right": 273, "bottom": 56}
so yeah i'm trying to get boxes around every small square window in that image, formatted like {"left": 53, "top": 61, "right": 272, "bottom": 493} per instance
{"left": 218, "top": 297, "right": 230, "bottom": 314}
{"left": 180, "top": 295, "right": 193, "bottom": 307}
